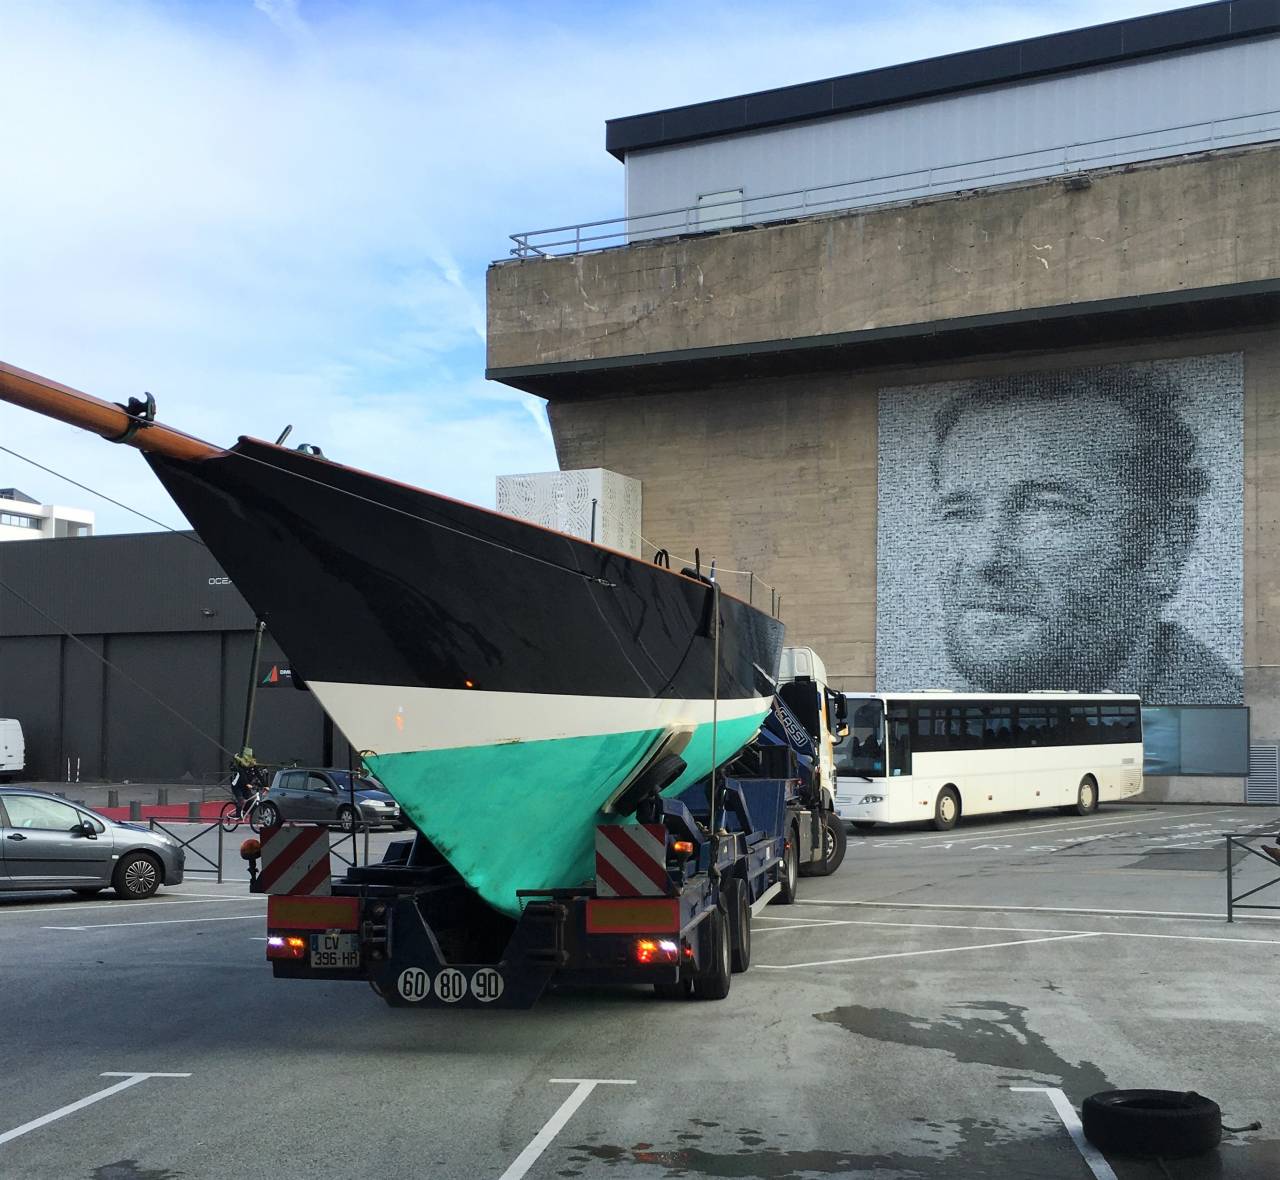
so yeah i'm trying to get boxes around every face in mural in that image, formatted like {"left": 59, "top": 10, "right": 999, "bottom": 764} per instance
{"left": 878, "top": 357, "right": 1243, "bottom": 704}
{"left": 934, "top": 395, "right": 1151, "bottom": 689}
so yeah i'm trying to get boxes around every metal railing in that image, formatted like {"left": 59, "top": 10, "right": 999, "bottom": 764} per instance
{"left": 1225, "top": 831, "right": 1280, "bottom": 922}
{"left": 146, "top": 816, "right": 386, "bottom": 884}
{"left": 508, "top": 107, "right": 1280, "bottom": 259}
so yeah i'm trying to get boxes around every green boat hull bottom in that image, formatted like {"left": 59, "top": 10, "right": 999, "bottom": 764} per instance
{"left": 365, "top": 708, "right": 770, "bottom": 917}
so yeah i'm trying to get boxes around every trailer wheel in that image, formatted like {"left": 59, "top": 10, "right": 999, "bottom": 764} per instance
{"left": 693, "top": 906, "right": 731, "bottom": 1000}
{"left": 725, "top": 876, "right": 751, "bottom": 973}
{"left": 772, "top": 832, "right": 799, "bottom": 905}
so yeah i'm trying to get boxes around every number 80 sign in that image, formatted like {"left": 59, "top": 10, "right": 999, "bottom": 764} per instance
{"left": 397, "top": 966, "right": 505, "bottom": 1004}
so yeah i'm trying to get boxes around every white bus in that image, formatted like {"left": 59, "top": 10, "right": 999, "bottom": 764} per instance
{"left": 833, "top": 692, "right": 1143, "bottom": 831}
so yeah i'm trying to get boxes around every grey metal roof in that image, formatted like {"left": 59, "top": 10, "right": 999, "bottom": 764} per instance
{"left": 605, "top": 0, "right": 1280, "bottom": 159}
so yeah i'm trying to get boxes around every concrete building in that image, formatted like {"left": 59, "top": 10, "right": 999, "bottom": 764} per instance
{"left": 486, "top": 1, "right": 1280, "bottom": 802}
{"left": 0, "top": 532, "right": 350, "bottom": 783}
{"left": 0, "top": 488, "right": 93, "bottom": 541}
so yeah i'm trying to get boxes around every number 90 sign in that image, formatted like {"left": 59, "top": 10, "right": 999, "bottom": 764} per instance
{"left": 396, "top": 966, "right": 505, "bottom": 1003}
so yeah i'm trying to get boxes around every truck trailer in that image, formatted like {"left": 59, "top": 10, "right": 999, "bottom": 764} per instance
{"left": 258, "top": 693, "right": 841, "bottom": 1008}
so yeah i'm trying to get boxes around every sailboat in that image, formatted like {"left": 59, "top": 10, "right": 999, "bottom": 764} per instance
{"left": 0, "top": 361, "right": 785, "bottom": 915}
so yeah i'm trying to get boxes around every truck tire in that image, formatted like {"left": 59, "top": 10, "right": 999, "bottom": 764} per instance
{"left": 693, "top": 906, "right": 731, "bottom": 1000}
{"left": 772, "top": 831, "right": 799, "bottom": 905}
{"left": 725, "top": 876, "right": 751, "bottom": 973}
{"left": 1082, "top": 1090, "right": 1221, "bottom": 1159}
{"left": 804, "top": 813, "right": 848, "bottom": 877}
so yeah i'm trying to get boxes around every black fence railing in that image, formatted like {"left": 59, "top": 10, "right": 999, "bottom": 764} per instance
{"left": 1225, "top": 832, "right": 1280, "bottom": 922}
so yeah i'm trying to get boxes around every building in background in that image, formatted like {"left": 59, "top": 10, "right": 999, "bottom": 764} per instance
{"left": 0, "top": 488, "right": 93, "bottom": 540}
{"left": 0, "top": 531, "right": 349, "bottom": 782}
{"left": 487, "top": 1, "right": 1280, "bottom": 802}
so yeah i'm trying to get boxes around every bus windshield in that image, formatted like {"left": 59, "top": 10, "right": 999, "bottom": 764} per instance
{"left": 835, "top": 700, "right": 886, "bottom": 778}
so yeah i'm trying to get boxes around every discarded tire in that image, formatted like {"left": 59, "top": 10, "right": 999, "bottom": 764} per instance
{"left": 1082, "top": 1090, "right": 1221, "bottom": 1159}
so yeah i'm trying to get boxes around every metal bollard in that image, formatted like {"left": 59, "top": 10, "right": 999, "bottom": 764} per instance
{"left": 187, "top": 801, "right": 201, "bottom": 821}
{"left": 129, "top": 800, "right": 142, "bottom": 821}
{"left": 157, "top": 787, "right": 169, "bottom": 806}
{"left": 108, "top": 789, "right": 119, "bottom": 808}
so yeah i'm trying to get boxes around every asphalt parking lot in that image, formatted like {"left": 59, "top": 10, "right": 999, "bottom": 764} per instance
{"left": 1, "top": 803, "right": 1278, "bottom": 1180}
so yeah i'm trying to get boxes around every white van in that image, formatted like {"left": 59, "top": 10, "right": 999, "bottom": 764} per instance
{"left": 0, "top": 719, "right": 25, "bottom": 780}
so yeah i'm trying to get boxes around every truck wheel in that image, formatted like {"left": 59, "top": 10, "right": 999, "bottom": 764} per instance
{"left": 806, "top": 813, "right": 848, "bottom": 877}
{"left": 1082, "top": 1090, "right": 1221, "bottom": 1159}
{"left": 772, "top": 832, "right": 799, "bottom": 905}
{"left": 725, "top": 876, "right": 751, "bottom": 973}
{"left": 693, "top": 906, "right": 731, "bottom": 1000}
{"left": 932, "top": 788, "right": 960, "bottom": 831}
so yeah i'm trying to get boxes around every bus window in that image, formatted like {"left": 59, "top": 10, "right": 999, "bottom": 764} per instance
{"left": 888, "top": 704, "right": 912, "bottom": 776}
{"left": 835, "top": 701, "right": 885, "bottom": 776}
{"left": 1069, "top": 704, "right": 1101, "bottom": 743}
{"left": 1101, "top": 704, "right": 1140, "bottom": 743}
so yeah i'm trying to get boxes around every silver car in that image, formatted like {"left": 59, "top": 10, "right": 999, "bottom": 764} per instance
{"left": 0, "top": 788, "right": 184, "bottom": 899}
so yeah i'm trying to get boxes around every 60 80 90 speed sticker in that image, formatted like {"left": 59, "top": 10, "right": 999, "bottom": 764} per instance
{"left": 396, "top": 966, "right": 504, "bottom": 1003}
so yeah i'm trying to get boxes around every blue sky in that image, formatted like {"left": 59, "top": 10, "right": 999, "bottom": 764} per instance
{"left": 0, "top": 0, "right": 1183, "bottom": 532}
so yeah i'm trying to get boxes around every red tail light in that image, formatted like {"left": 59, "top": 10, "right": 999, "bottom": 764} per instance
{"left": 266, "top": 935, "right": 306, "bottom": 961}
{"left": 634, "top": 938, "right": 679, "bottom": 964}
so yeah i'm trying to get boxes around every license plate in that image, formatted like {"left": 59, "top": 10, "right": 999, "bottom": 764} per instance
{"left": 310, "top": 932, "right": 359, "bottom": 968}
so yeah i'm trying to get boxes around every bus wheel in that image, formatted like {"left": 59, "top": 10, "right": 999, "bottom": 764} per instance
{"left": 1074, "top": 777, "right": 1099, "bottom": 816}
{"left": 932, "top": 788, "right": 960, "bottom": 831}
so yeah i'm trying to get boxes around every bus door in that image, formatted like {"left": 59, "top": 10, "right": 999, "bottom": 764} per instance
{"left": 887, "top": 703, "right": 912, "bottom": 781}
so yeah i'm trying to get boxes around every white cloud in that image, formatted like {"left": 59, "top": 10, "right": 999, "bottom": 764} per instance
{"left": 0, "top": 0, "right": 1183, "bottom": 532}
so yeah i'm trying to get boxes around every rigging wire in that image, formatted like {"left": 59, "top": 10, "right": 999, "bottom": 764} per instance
{"left": 0, "top": 443, "right": 204, "bottom": 546}
{"left": 0, "top": 574, "right": 236, "bottom": 760}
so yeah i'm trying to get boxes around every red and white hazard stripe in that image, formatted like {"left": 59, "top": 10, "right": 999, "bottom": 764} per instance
{"left": 595, "top": 823, "right": 669, "bottom": 898}
{"left": 258, "top": 826, "right": 332, "bottom": 896}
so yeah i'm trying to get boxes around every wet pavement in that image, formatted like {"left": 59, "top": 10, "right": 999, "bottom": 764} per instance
{"left": 1, "top": 803, "right": 1277, "bottom": 1179}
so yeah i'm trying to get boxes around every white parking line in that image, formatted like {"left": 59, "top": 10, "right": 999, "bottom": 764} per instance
{"left": 0, "top": 1072, "right": 190, "bottom": 1148}
{"left": 0, "top": 896, "right": 262, "bottom": 918}
{"left": 43, "top": 914, "right": 264, "bottom": 931}
{"left": 1011, "top": 1087, "right": 1118, "bottom": 1180}
{"left": 759, "top": 915, "right": 1280, "bottom": 948}
{"left": 867, "top": 807, "right": 1244, "bottom": 847}
{"left": 796, "top": 899, "right": 1280, "bottom": 922}
{"left": 498, "top": 1079, "right": 635, "bottom": 1180}
{"left": 754, "top": 931, "right": 1101, "bottom": 970}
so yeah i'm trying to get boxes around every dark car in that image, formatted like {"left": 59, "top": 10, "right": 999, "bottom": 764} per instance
{"left": 0, "top": 788, "right": 184, "bottom": 898}
{"left": 260, "top": 768, "right": 404, "bottom": 831}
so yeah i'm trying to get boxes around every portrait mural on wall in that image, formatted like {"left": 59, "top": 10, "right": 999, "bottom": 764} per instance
{"left": 876, "top": 354, "right": 1243, "bottom": 705}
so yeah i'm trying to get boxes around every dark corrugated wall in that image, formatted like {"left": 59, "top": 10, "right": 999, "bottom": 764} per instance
{"left": 0, "top": 532, "right": 350, "bottom": 782}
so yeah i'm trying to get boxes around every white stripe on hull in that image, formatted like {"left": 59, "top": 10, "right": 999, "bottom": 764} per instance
{"left": 308, "top": 681, "right": 773, "bottom": 756}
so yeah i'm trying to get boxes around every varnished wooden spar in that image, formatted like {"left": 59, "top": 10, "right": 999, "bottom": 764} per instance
{"left": 0, "top": 360, "right": 221, "bottom": 462}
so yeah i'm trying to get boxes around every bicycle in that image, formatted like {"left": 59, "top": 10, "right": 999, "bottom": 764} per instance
{"left": 219, "top": 766, "right": 271, "bottom": 833}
